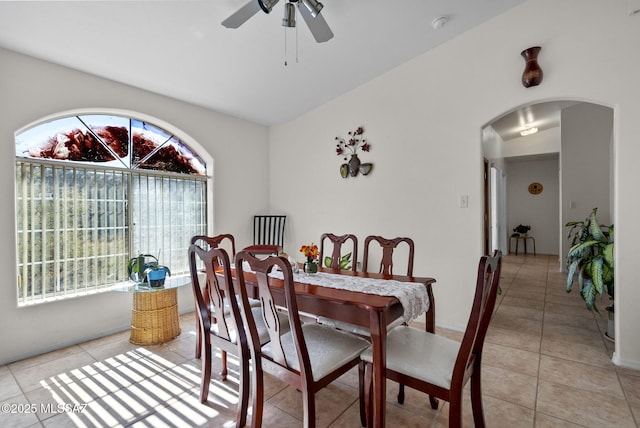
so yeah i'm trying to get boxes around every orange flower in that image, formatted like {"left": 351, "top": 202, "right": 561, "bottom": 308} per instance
{"left": 299, "top": 244, "right": 319, "bottom": 259}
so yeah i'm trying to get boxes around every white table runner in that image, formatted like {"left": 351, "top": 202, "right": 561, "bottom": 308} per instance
{"left": 268, "top": 270, "right": 429, "bottom": 321}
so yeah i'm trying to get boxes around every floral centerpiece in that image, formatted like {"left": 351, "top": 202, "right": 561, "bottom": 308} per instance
{"left": 335, "top": 126, "right": 372, "bottom": 177}
{"left": 300, "top": 243, "right": 319, "bottom": 274}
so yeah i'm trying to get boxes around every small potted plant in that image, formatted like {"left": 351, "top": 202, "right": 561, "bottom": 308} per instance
{"left": 127, "top": 253, "right": 171, "bottom": 287}
{"left": 565, "top": 208, "right": 614, "bottom": 338}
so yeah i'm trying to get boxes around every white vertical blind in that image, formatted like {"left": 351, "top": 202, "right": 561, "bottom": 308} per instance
{"left": 16, "top": 160, "right": 206, "bottom": 305}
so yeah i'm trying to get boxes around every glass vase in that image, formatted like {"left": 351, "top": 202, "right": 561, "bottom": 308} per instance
{"left": 304, "top": 257, "right": 318, "bottom": 274}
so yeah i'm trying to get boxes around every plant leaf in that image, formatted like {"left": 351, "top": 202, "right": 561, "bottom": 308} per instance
{"left": 603, "top": 243, "right": 614, "bottom": 268}
{"left": 567, "top": 240, "right": 600, "bottom": 260}
{"left": 339, "top": 252, "right": 352, "bottom": 270}
{"left": 566, "top": 259, "right": 579, "bottom": 292}
{"left": 580, "top": 279, "right": 598, "bottom": 312}
{"left": 588, "top": 209, "right": 604, "bottom": 241}
{"left": 587, "top": 257, "right": 604, "bottom": 296}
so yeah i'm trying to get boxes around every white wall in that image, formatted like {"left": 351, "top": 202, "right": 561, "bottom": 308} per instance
{"left": 0, "top": 48, "right": 270, "bottom": 364}
{"left": 481, "top": 126, "right": 506, "bottom": 170}
{"left": 483, "top": 126, "right": 507, "bottom": 253}
{"left": 269, "top": 0, "right": 640, "bottom": 368}
{"left": 561, "top": 103, "right": 613, "bottom": 267}
{"left": 505, "top": 157, "right": 560, "bottom": 255}
{"left": 502, "top": 127, "right": 561, "bottom": 158}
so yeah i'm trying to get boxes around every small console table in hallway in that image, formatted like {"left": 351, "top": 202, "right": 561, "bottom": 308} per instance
{"left": 509, "top": 233, "right": 536, "bottom": 255}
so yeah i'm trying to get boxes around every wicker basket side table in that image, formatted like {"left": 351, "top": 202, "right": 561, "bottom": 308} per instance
{"left": 112, "top": 276, "right": 190, "bottom": 346}
{"left": 130, "top": 287, "right": 181, "bottom": 345}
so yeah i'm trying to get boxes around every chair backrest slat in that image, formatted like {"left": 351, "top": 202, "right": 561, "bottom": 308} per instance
{"left": 255, "top": 266, "right": 287, "bottom": 365}
{"left": 234, "top": 251, "right": 308, "bottom": 373}
{"left": 319, "top": 233, "right": 358, "bottom": 271}
{"left": 363, "top": 235, "right": 415, "bottom": 276}
{"left": 189, "top": 244, "right": 242, "bottom": 343}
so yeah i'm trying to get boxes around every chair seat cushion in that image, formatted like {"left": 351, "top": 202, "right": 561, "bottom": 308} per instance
{"left": 262, "top": 324, "right": 369, "bottom": 381}
{"left": 360, "top": 325, "right": 460, "bottom": 390}
{"left": 316, "top": 316, "right": 405, "bottom": 338}
{"left": 243, "top": 244, "right": 281, "bottom": 254}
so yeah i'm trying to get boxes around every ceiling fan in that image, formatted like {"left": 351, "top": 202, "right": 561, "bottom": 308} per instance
{"left": 222, "top": 0, "right": 334, "bottom": 43}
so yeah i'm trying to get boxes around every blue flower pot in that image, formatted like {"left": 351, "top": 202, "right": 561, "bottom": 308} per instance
{"left": 147, "top": 269, "right": 167, "bottom": 287}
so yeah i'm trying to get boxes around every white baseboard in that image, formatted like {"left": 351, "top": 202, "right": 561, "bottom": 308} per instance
{"left": 612, "top": 352, "right": 640, "bottom": 371}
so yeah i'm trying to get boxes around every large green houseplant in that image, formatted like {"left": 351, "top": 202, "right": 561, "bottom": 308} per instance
{"left": 565, "top": 207, "right": 614, "bottom": 315}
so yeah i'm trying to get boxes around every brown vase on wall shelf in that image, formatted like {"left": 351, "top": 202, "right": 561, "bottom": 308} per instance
{"left": 521, "top": 46, "right": 543, "bottom": 88}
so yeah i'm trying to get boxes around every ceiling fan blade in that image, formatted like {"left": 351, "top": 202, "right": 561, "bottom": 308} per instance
{"left": 222, "top": 0, "right": 263, "bottom": 29}
{"left": 297, "top": 3, "right": 333, "bottom": 43}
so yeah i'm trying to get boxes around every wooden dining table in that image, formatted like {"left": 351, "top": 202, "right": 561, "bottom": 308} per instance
{"left": 234, "top": 265, "right": 436, "bottom": 428}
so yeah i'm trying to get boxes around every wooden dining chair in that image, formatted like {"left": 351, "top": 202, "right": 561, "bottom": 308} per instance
{"left": 319, "top": 232, "right": 358, "bottom": 271}
{"left": 234, "top": 250, "right": 370, "bottom": 428}
{"left": 191, "top": 234, "right": 236, "bottom": 256}
{"left": 351, "top": 235, "right": 420, "bottom": 414}
{"left": 362, "top": 235, "right": 415, "bottom": 276}
{"left": 188, "top": 244, "right": 250, "bottom": 427}
{"left": 242, "top": 214, "right": 286, "bottom": 256}
{"left": 360, "top": 251, "right": 503, "bottom": 428}
{"left": 324, "top": 236, "right": 416, "bottom": 338}
{"left": 190, "top": 233, "right": 236, "bottom": 360}
{"left": 316, "top": 232, "right": 359, "bottom": 328}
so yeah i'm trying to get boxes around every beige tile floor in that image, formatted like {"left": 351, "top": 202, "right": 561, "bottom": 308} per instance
{"left": 1, "top": 254, "right": 638, "bottom": 427}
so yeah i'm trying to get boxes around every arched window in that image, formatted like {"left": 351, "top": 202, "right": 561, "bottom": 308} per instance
{"left": 15, "top": 113, "right": 208, "bottom": 305}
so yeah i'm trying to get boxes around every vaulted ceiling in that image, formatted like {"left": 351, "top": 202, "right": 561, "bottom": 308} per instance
{"left": 0, "top": 0, "right": 525, "bottom": 126}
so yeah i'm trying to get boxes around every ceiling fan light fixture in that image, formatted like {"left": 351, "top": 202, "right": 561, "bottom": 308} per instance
{"left": 258, "top": 0, "right": 280, "bottom": 14}
{"left": 301, "top": 0, "right": 323, "bottom": 17}
{"left": 282, "top": 2, "right": 296, "bottom": 27}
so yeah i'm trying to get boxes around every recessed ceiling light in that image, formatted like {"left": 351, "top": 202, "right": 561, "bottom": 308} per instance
{"left": 520, "top": 127, "right": 539, "bottom": 136}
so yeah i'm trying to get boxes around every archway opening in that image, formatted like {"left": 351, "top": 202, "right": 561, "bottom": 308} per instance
{"left": 482, "top": 100, "right": 613, "bottom": 264}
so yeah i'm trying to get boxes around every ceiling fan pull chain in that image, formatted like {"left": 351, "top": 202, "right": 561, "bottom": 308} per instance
{"left": 284, "top": 26, "right": 288, "bottom": 66}
{"left": 296, "top": 23, "right": 299, "bottom": 64}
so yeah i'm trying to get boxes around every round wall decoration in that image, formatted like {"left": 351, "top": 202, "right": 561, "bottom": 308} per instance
{"left": 528, "top": 182, "right": 543, "bottom": 195}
